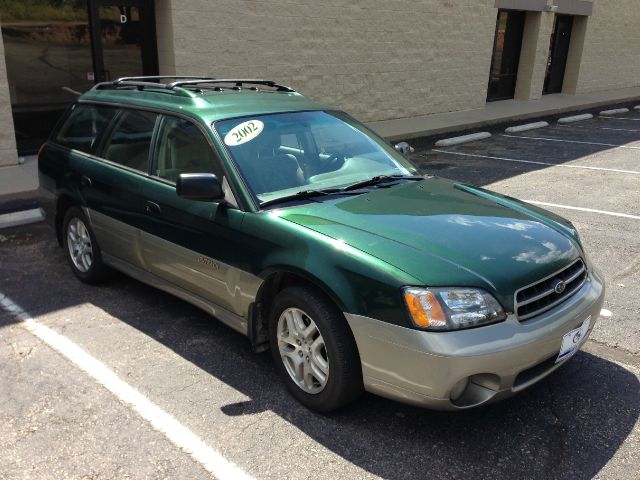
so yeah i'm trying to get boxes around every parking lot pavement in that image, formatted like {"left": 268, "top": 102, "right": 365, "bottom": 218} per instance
{"left": 1, "top": 110, "right": 639, "bottom": 480}
{"left": 418, "top": 112, "right": 640, "bottom": 356}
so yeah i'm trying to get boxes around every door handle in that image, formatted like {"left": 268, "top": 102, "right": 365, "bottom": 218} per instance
{"left": 80, "top": 175, "right": 92, "bottom": 187}
{"left": 145, "top": 201, "right": 161, "bottom": 214}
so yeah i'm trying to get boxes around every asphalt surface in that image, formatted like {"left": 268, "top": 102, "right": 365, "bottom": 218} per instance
{"left": 1, "top": 108, "right": 639, "bottom": 479}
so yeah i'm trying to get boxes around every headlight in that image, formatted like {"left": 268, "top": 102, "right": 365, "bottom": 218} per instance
{"left": 403, "top": 287, "right": 506, "bottom": 331}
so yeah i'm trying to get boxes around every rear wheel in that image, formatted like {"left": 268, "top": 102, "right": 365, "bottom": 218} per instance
{"left": 269, "top": 286, "right": 363, "bottom": 412}
{"left": 62, "top": 207, "right": 112, "bottom": 284}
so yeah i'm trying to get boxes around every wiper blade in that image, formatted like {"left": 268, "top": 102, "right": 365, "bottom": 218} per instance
{"left": 341, "top": 174, "right": 424, "bottom": 191}
{"left": 259, "top": 188, "right": 342, "bottom": 208}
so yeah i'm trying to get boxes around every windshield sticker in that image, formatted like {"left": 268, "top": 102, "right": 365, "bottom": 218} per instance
{"left": 224, "top": 120, "right": 264, "bottom": 146}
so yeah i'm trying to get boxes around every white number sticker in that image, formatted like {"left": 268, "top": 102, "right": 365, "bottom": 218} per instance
{"left": 224, "top": 120, "right": 264, "bottom": 146}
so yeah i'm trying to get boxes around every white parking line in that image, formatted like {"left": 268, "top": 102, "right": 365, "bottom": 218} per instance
{"left": 0, "top": 293, "right": 253, "bottom": 480}
{"left": 502, "top": 134, "right": 640, "bottom": 149}
{"left": 558, "top": 124, "right": 640, "bottom": 133}
{"left": 600, "top": 116, "right": 640, "bottom": 121}
{"left": 523, "top": 201, "right": 640, "bottom": 220}
{"left": 431, "top": 149, "right": 640, "bottom": 175}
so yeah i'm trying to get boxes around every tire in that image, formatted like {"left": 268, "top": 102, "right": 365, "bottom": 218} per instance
{"left": 62, "top": 206, "right": 112, "bottom": 284}
{"left": 269, "top": 286, "right": 363, "bottom": 412}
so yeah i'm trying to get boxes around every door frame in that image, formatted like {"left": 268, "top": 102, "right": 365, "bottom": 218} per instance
{"left": 87, "top": 0, "right": 159, "bottom": 83}
{"left": 486, "top": 9, "right": 526, "bottom": 102}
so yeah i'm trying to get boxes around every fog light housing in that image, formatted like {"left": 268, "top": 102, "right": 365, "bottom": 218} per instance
{"left": 450, "top": 377, "right": 469, "bottom": 401}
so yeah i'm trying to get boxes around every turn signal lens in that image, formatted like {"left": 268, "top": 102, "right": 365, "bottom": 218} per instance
{"left": 403, "top": 288, "right": 447, "bottom": 328}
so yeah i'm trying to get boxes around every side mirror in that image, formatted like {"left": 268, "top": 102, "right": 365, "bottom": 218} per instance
{"left": 394, "top": 142, "right": 415, "bottom": 155}
{"left": 176, "top": 173, "right": 225, "bottom": 201}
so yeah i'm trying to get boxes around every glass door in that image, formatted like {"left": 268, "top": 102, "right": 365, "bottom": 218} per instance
{"left": 88, "top": 0, "right": 158, "bottom": 83}
{"left": 543, "top": 15, "right": 574, "bottom": 95}
{"left": 487, "top": 10, "right": 526, "bottom": 102}
{"left": 0, "top": 1, "right": 94, "bottom": 153}
{"left": 0, "top": 0, "right": 158, "bottom": 154}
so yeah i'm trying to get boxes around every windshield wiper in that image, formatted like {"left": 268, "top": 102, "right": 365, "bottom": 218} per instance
{"left": 259, "top": 188, "right": 344, "bottom": 208}
{"left": 341, "top": 174, "right": 424, "bottom": 191}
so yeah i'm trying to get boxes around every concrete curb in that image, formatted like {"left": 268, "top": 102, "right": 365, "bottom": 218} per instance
{"left": 505, "top": 121, "right": 549, "bottom": 133}
{"left": 435, "top": 132, "right": 491, "bottom": 147}
{"left": 634, "top": 105, "right": 640, "bottom": 110}
{"left": 557, "top": 114, "right": 594, "bottom": 124}
{"left": 600, "top": 108, "right": 630, "bottom": 116}
{"left": 0, "top": 209, "right": 43, "bottom": 230}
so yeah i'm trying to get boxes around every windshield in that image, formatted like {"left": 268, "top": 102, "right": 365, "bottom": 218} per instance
{"left": 214, "top": 111, "right": 420, "bottom": 204}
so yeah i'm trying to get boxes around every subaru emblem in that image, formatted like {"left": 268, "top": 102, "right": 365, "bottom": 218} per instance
{"left": 554, "top": 280, "right": 567, "bottom": 294}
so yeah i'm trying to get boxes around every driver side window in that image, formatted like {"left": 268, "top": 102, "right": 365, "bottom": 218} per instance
{"left": 154, "top": 116, "right": 224, "bottom": 183}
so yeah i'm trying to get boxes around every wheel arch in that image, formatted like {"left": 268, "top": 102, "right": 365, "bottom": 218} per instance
{"left": 55, "top": 194, "right": 79, "bottom": 246}
{"left": 247, "top": 267, "right": 353, "bottom": 352}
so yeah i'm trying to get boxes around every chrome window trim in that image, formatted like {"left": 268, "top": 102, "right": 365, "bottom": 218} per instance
{"left": 70, "top": 99, "right": 249, "bottom": 211}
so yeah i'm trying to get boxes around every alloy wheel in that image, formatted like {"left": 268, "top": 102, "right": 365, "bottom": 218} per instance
{"left": 67, "top": 217, "right": 93, "bottom": 273}
{"left": 277, "top": 307, "right": 330, "bottom": 394}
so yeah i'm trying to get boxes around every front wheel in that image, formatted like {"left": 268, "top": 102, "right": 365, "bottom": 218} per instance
{"left": 269, "top": 286, "right": 363, "bottom": 412}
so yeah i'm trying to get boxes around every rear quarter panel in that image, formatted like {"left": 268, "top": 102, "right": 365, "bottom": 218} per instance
{"left": 38, "top": 142, "right": 87, "bottom": 230}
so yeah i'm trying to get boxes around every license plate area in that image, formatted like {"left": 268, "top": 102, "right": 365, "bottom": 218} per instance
{"left": 556, "top": 316, "right": 591, "bottom": 364}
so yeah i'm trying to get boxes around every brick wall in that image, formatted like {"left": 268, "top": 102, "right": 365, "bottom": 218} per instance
{"left": 574, "top": 0, "right": 640, "bottom": 93}
{"left": 157, "top": 0, "right": 498, "bottom": 122}
{"left": 0, "top": 32, "right": 17, "bottom": 167}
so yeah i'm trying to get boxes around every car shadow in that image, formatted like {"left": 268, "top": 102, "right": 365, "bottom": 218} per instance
{"left": 1, "top": 224, "right": 638, "bottom": 479}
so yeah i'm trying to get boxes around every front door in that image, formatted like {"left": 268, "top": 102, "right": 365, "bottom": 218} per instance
{"left": 487, "top": 10, "right": 526, "bottom": 102}
{"left": 140, "top": 115, "right": 261, "bottom": 326}
{"left": 88, "top": 0, "right": 158, "bottom": 82}
{"left": 543, "top": 15, "right": 574, "bottom": 95}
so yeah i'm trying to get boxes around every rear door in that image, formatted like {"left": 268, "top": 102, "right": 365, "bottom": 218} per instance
{"left": 80, "top": 107, "right": 159, "bottom": 268}
{"left": 140, "top": 114, "right": 260, "bottom": 326}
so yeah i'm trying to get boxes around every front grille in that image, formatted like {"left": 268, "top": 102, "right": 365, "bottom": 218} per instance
{"left": 515, "top": 259, "right": 587, "bottom": 320}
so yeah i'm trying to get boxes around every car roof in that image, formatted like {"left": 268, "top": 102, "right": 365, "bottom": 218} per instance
{"left": 79, "top": 79, "right": 333, "bottom": 123}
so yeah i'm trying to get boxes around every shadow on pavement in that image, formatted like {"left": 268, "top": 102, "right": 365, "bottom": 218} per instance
{"left": 1, "top": 224, "right": 638, "bottom": 479}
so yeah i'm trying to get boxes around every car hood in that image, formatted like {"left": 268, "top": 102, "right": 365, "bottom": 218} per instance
{"left": 277, "top": 178, "right": 582, "bottom": 310}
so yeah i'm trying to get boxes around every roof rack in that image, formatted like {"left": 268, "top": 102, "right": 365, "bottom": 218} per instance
{"left": 165, "top": 79, "right": 296, "bottom": 93}
{"left": 92, "top": 76, "right": 296, "bottom": 97}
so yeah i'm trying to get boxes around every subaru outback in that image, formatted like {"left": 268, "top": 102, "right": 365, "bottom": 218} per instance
{"left": 38, "top": 76, "right": 605, "bottom": 411}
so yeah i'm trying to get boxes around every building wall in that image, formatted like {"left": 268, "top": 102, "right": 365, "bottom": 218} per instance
{"left": 156, "top": 0, "right": 499, "bottom": 122}
{"left": 572, "top": 0, "right": 640, "bottom": 93}
{"left": 0, "top": 32, "right": 17, "bottom": 167}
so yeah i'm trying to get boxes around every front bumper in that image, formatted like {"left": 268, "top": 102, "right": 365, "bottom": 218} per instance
{"left": 344, "top": 269, "right": 605, "bottom": 410}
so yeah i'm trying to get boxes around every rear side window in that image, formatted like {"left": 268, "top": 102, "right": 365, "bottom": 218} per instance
{"left": 103, "top": 110, "right": 158, "bottom": 172}
{"left": 154, "top": 116, "right": 224, "bottom": 183}
{"left": 55, "top": 105, "right": 117, "bottom": 153}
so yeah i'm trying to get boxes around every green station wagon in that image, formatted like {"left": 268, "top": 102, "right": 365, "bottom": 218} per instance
{"left": 38, "top": 76, "right": 605, "bottom": 411}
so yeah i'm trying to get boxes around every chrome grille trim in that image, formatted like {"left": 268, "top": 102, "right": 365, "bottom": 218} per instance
{"left": 515, "top": 259, "right": 588, "bottom": 321}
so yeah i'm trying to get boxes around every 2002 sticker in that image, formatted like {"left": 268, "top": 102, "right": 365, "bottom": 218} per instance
{"left": 224, "top": 120, "right": 264, "bottom": 146}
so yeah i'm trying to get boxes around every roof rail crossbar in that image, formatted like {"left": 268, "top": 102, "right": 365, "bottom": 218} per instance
{"left": 91, "top": 76, "right": 295, "bottom": 97}
{"left": 166, "top": 79, "right": 296, "bottom": 92}
{"left": 113, "top": 75, "right": 216, "bottom": 83}
{"left": 93, "top": 78, "right": 210, "bottom": 98}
